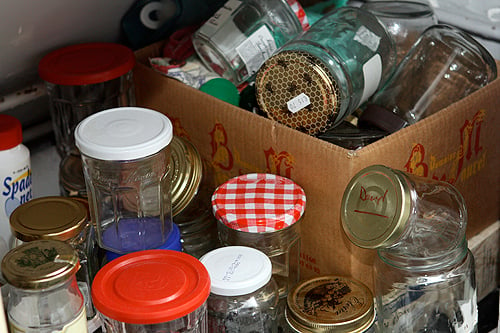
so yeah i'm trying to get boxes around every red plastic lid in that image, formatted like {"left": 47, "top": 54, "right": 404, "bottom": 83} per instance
{"left": 0, "top": 114, "right": 23, "bottom": 150}
{"left": 91, "top": 250, "right": 211, "bottom": 324}
{"left": 38, "top": 42, "right": 136, "bottom": 85}
{"left": 211, "top": 173, "right": 306, "bottom": 232}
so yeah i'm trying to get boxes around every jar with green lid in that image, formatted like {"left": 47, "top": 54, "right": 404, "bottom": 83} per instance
{"left": 9, "top": 196, "right": 98, "bottom": 319}
{"left": 2, "top": 239, "right": 87, "bottom": 332}
{"left": 284, "top": 275, "right": 375, "bottom": 332}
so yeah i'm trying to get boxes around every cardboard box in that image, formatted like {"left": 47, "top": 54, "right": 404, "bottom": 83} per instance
{"left": 133, "top": 42, "right": 500, "bottom": 291}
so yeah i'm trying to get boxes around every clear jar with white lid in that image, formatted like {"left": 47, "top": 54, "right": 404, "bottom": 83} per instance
{"left": 200, "top": 246, "right": 279, "bottom": 332}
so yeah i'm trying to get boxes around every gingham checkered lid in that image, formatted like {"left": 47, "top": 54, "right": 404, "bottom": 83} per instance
{"left": 211, "top": 173, "right": 306, "bottom": 232}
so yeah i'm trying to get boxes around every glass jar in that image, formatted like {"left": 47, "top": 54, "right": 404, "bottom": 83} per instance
{"left": 285, "top": 275, "right": 375, "bottom": 333}
{"left": 91, "top": 249, "right": 211, "bottom": 332}
{"left": 1, "top": 239, "right": 87, "bottom": 332}
{"left": 9, "top": 196, "right": 97, "bottom": 320}
{"left": 200, "top": 246, "right": 279, "bottom": 332}
{"left": 359, "top": 24, "right": 497, "bottom": 133}
{"left": 255, "top": 6, "right": 396, "bottom": 135}
{"left": 75, "top": 107, "right": 174, "bottom": 254}
{"left": 374, "top": 241, "right": 477, "bottom": 332}
{"left": 340, "top": 164, "right": 467, "bottom": 260}
{"left": 192, "top": 0, "right": 308, "bottom": 85}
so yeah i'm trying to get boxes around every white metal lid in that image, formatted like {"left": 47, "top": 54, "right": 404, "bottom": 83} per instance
{"left": 74, "top": 107, "right": 173, "bottom": 160}
{"left": 200, "top": 246, "right": 273, "bottom": 296}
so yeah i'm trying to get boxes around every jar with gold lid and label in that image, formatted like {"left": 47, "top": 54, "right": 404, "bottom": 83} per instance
{"left": 284, "top": 275, "right": 375, "bottom": 332}
{"left": 1, "top": 239, "right": 87, "bottom": 332}
{"left": 9, "top": 196, "right": 97, "bottom": 319}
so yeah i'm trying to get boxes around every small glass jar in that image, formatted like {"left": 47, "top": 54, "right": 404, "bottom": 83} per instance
{"left": 359, "top": 24, "right": 497, "bottom": 133}
{"left": 255, "top": 6, "right": 396, "bottom": 135}
{"left": 285, "top": 275, "right": 375, "bottom": 333}
{"left": 9, "top": 196, "right": 97, "bottom": 320}
{"left": 92, "top": 249, "right": 211, "bottom": 332}
{"left": 2, "top": 239, "right": 87, "bottom": 332}
{"left": 75, "top": 107, "right": 174, "bottom": 254}
{"left": 212, "top": 173, "right": 306, "bottom": 300}
{"left": 192, "top": 0, "right": 308, "bottom": 85}
{"left": 200, "top": 246, "right": 279, "bottom": 332}
{"left": 340, "top": 164, "right": 467, "bottom": 260}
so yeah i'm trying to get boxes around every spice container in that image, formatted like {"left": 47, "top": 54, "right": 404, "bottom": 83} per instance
{"left": 200, "top": 246, "right": 279, "bottom": 332}
{"left": 192, "top": 0, "right": 308, "bottom": 85}
{"left": 359, "top": 24, "right": 497, "bottom": 133}
{"left": 75, "top": 107, "right": 174, "bottom": 254}
{"left": 0, "top": 114, "right": 32, "bottom": 248}
{"left": 2, "top": 239, "right": 87, "bottom": 332}
{"left": 255, "top": 6, "right": 396, "bottom": 135}
{"left": 212, "top": 173, "right": 306, "bottom": 300}
{"left": 285, "top": 275, "right": 375, "bottom": 332}
{"left": 91, "top": 249, "right": 211, "bottom": 332}
{"left": 9, "top": 196, "right": 98, "bottom": 319}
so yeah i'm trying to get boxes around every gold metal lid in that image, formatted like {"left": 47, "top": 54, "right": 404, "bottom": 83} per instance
{"left": 286, "top": 275, "right": 375, "bottom": 332}
{"left": 2, "top": 239, "right": 80, "bottom": 290}
{"left": 255, "top": 50, "right": 340, "bottom": 135}
{"left": 170, "top": 136, "right": 203, "bottom": 217}
{"left": 340, "top": 165, "right": 411, "bottom": 248}
{"left": 10, "top": 196, "right": 88, "bottom": 242}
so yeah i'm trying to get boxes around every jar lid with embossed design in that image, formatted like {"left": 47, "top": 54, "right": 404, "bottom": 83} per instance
{"left": 285, "top": 275, "right": 375, "bottom": 332}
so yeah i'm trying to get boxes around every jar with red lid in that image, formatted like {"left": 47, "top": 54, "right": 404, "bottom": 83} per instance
{"left": 91, "top": 249, "right": 211, "bottom": 332}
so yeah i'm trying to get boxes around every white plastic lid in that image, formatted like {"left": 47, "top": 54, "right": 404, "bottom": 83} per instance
{"left": 200, "top": 246, "right": 272, "bottom": 296}
{"left": 74, "top": 107, "right": 173, "bottom": 160}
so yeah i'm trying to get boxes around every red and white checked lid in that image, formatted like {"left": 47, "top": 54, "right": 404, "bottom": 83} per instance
{"left": 287, "top": 0, "right": 310, "bottom": 31}
{"left": 211, "top": 173, "right": 306, "bottom": 232}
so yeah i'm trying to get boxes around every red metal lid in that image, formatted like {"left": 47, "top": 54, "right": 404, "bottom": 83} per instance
{"left": 38, "top": 42, "right": 135, "bottom": 85}
{"left": 211, "top": 173, "right": 306, "bottom": 232}
{"left": 91, "top": 250, "right": 211, "bottom": 324}
{"left": 0, "top": 114, "right": 22, "bottom": 150}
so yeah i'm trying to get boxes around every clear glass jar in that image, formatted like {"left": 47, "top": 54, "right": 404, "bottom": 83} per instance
{"left": 284, "top": 276, "right": 375, "bottom": 333}
{"left": 75, "top": 107, "right": 174, "bottom": 254}
{"left": 374, "top": 241, "right": 477, "bottom": 332}
{"left": 92, "top": 249, "right": 211, "bottom": 333}
{"left": 359, "top": 24, "right": 497, "bottom": 133}
{"left": 192, "top": 0, "right": 307, "bottom": 85}
{"left": 340, "top": 164, "right": 467, "bottom": 260}
{"left": 255, "top": 6, "right": 396, "bottom": 135}
{"left": 2, "top": 240, "right": 87, "bottom": 332}
{"left": 9, "top": 196, "right": 97, "bottom": 320}
{"left": 200, "top": 246, "right": 279, "bottom": 332}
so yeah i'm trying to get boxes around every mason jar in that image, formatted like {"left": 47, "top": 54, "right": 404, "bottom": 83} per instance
{"left": 2, "top": 240, "right": 86, "bottom": 332}
{"left": 200, "top": 246, "right": 279, "bottom": 332}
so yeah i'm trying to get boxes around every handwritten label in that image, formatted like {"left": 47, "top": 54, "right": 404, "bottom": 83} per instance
{"left": 287, "top": 93, "right": 311, "bottom": 113}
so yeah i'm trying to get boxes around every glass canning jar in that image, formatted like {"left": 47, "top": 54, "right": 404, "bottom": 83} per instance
{"left": 340, "top": 164, "right": 467, "bottom": 260}
{"left": 255, "top": 6, "right": 396, "bottom": 135}
{"left": 200, "top": 246, "right": 279, "bottom": 333}
{"left": 2, "top": 240, "right": 87, "bottom": 332}
{"left": 91, "top": 249, "right": 211, "bottom": 332}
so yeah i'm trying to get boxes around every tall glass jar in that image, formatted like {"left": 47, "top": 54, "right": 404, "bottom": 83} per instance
{"left": 255, "top": 6, "right": 396, "bottom": 135}
{"left": 200, "top": 246, "right": 279, "bottom": 332}
{"left": 1, "top": 240, "right": 86, "bottom": 332}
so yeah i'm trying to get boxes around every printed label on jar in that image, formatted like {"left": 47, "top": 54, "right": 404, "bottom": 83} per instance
{"left": 9, "top": 308, "right": 87, "bottom": 332}
{"left": 236, "top": 25, "right": 277, "bottom": 76}
{"left": 359, "top": 54, "right": 382, "bottom": 108}
{"left": 287, "top": 93, "right": 311, "bottom": 113}
{"left": 198, "top": 0, "right": 242, "bottom": 38}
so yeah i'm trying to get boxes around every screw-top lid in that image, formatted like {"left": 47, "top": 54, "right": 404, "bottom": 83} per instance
{"left": 340, "top": 165, "right": 412, "bottom": 248}
{"left": 0, "top": 114, "right": 23, "bottom": 150}
{"left": 199, "top": 78, "right": 240, "bottom": 106}
{"left": 2, "top": 239, "right": 80, "bottom": 290}
{"left": 211, "top": 173, "right": 306, "bottom": 232}
{"left": 200, "top": 246, "right": 273, "bottom": 296}
{"left": 358, "top": 104, "right": 408, "bottom": 133}
{"left": 38, "top": 42, "right": 135, "bottom": 86}
{"left": 286, "top": 275, "right": 375, "bottom": 332}
{"left": 91, "top": 249, "right": 211, "bottom": 324}
{"left": 255, "top": 51, "right": 340, "bottom": 135}
{"left": 170, "top": 136, "right": 203, "bottom": 217}
{"left": 10, "top": 196, "right": 88, "bottom": 242}
{"left": 74, "top": 107, "right": 173, "bottom": 160}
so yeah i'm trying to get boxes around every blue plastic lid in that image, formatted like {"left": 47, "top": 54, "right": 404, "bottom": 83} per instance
{"left": 105, "top": 223, "right": 182, "bottom": 261}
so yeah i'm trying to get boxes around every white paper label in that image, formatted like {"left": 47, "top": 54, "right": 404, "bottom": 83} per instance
{"left": 359, "top": 54, "right": 382, "bottom": 107}
{"left": 354, "top": 26, "right": 381, "bottom": 52}
{"left": 236, "top": 25, "right": 277, "bottom": 76}
{"left": 287, "top": 93, "right": 311, "bottom": 113}
{"left": 198, "top": 0, "right": 242, "bottom": 38}
{"left": 9, "top": 308, "right": 87, "bottom": 332}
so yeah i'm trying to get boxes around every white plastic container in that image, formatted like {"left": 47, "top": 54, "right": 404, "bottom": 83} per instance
{"left": 0, "top": 114, "right": 32, "bottom": 247}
